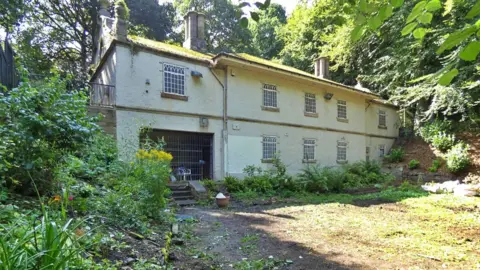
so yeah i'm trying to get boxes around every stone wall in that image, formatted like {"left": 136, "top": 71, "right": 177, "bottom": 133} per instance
{"left": 89, "top": 106, "right": 116, "bottom": 137}
{"left": 384, "top": 165, "right": 454, "bottom": 183}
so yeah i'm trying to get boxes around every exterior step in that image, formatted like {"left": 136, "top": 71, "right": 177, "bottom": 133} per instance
{"left": 172, "top": 190, "right": 191, "bottom": 196}
{"left": 168, "top": 184, "right": 190, "bottom": 191}
{"left": 175, "top": 200, "right": 197, "bottom": 206}
{"left": 173, "top": 195, "right": 195, "bottom": 201}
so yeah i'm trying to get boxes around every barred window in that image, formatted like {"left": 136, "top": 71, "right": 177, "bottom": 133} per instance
{"left": 262, "top": 136, "right": 277, "bottom": 160}
{"left": 305, "top": 93, "right": 316, "bottom": 113}
{"left": 164, "top": 64, "right": 185, "bottom": 95}
{"left": 379, "top": 145, "right": 385, "bottom": 157}
{"left": 303, "top": 139, "right": 316, "bottom": 160}
{"left": 337, "top": 100, "right": 347, "bottom": 119}
{"left": 263, "top": 84, "right": 278, "bottom": 108}
{"left": 379, "top": 110, "right": 386, "bottom": 127}
{"left": 337, "top": 141, "right": 347, "bottom": 162}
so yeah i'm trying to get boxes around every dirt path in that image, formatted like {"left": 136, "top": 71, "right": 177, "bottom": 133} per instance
{"left": 173, "top": 204, "right": 375, "bottom": 270}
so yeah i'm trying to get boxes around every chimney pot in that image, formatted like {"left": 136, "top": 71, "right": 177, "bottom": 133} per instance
{"left": 183, "top": 11, "right": 207, "bottom": 52}
{"left": 314, "top": 56, "right": 330, "bottom": 79}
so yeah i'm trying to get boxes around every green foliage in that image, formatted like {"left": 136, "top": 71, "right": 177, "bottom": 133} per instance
{"left": 408, "top": 159, "right": 420, "bottom": 169}
{"left": 418, "top": 119, "right": 452, "bottom": 143}
{"left": 445, "top": 142, "right": 471, "bottom": 173}
{"left": 385, "top": 148, "right": 405, "bottom": 163}
{"left": 0, "top": 76, "right": 99, "bottom": 193}
{"left": 428, "top": 159, "right": 442, "bottom": 172}
{"left": 431, "top": 132, "right": 456, "bottom": 152}
{"left": 201, "top": 179, "right": 219, "bottom": 193}
{"left": 249, "top": 4, "right": 287, "bottom": 59}
{"left": 224, "top": 176, "right": 244, "bottom": 193}
{"left": 115, "top": 0, "right": 130, "bottom": 20}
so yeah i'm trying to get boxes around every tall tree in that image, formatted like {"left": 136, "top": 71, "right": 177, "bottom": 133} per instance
{"left": 0, "top": 0, "right": 29, "bottom": 36}
{"left": 174, "top": 0, "right": 254, "bottom": 53}
{"left": 249, "top": 3, "right": 287, "bottom": 59}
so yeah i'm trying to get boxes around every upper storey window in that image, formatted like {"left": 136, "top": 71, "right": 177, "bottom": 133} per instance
{"left": 164, "top": 64, "right": 185, "bottom": 95}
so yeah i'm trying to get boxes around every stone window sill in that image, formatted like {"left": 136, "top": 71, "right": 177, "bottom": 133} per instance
{"left": 378, "top": 125, "right": 387, "bottom": 130}
{"left": 161, "top": 92, "right": 188, "bottom": 101}
{"left": 337, "top": 117, "right": 349, "bottom": 123}
{"left": 303, "top": 159, "right": 317, "bottom": 164}
{"left": 261, "top": 106, "right": 280, "bottom": 112}
{"left": 261, "top": 159, "right": 274, "bottom": 163}
{"left": 304, "top": 112, "right": 319, "bottom": 118}
{"left": 336, "top": 160, "right": 348, "bottom": 165}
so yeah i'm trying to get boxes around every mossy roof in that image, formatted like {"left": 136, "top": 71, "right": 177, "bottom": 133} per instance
{"left": 127, "top": 35, "right": 212, "bottom": 62}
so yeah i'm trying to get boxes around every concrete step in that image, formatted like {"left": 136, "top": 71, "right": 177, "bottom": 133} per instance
{"left": 175, "top": 200, "right": 197, "bottom": 207}
{"left": 173, "top": 195, "right": 195, "bottom": 201}
{"left": 172, "top": 190, "right": 191, "bottom": 196}
{"left": 168, "top": 184, "right": 190, "bottom": 191}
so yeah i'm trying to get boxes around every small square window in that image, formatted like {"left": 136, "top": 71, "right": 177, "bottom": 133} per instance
{"left": 337, "top": 141, "right": 347, "bottom": 162}
{"left": 379, "top": 145, "right": 385, "bottom": 157}
{"left": 262, "top": 136, "right": 277, "bottom": 160}
{"left": 263, "top": 84, "right": 277, "bottom": 108}
{"left": 305, "top": 93, "right": 316, "bottom": 113}
{"left": 379, "top": 110, "right": 386, "bottom": 127}
{"left": 337, "top": 100, "right": 347, "bottom": 119}
{"left": 303, "top": 139, "right": 316, "bottom": 161}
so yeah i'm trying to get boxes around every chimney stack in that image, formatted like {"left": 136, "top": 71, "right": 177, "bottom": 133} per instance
{"left": 183, "top": 11, "right": 207, "bottom": 52}
{"left": 314, "top": 57, "right": 330, "bottom": 79}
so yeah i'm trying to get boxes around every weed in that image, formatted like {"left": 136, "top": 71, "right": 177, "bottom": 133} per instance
{"left": 408, "top": 159, "right": 420, "bottom": 169}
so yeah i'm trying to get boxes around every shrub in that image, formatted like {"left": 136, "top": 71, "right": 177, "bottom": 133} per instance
{"left": 428, "top": 159, "right": 442, "bottom": 172}
{"left": 445, "top": 142, "right": 470, "bottom": 173}
{"left": 224, "top": 176, "right": 244, "bottom": 193}
{"left": 431, "top": 132, "right": 455, "bottom": 152}
{"left": 418, "top": 119, "right": 452, "bottom": 143}
{"left": 297, "top": 165, "right": 329, "bottom": 192}
{"left": 0, "top": 76, "right": 99, "bottom": 193}
{"left": 201, "top": 179, "right": 219, "bottom": 192}
{"left": 385, "top": 148, "right": 405, "bottom": 163}
{"left": 408, "top": 159, "right": 420, "bottom": 169}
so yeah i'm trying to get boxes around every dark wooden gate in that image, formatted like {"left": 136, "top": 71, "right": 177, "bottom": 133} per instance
{"left": 0, "top": 39, "right": 19, "bottom": 90}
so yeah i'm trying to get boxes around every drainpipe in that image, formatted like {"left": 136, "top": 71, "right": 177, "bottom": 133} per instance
{"left": 209, "top": 67, "right": 228, "bottom": 179}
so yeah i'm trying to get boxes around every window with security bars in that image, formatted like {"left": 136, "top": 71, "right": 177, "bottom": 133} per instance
{"left": 337, "top": 100, "right": 347, "bottom": 119}
{"left": 262, "top": 136, "right": 277, "bottom": 159}
{"left": 379, "top": 110, "right": 386, "bottom": 126}
{"left": 305, "top": 93, "right": 316, "bottom": 113}
{"left": 164, "top": 63, "right": 185, "bottom": 95}
{"left": 303, "top": 139, "right": 316, "bottom": 160}
{"left": 379, "top": 145, "right": 385, "bottom": 157}
{"left": 337, "top": 141, "right": 347, "bottom": 161}
{"left": 263, "top": 84, "right": 278, "bottom": 108}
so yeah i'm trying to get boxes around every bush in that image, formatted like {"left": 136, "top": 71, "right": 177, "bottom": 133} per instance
{"left": 385, "top": 148, "right": 405, "bottom": 163}
{"left": 408, "top": 159, "right": 420, "bottom": 169}
{"left": 0, "top": 76, "right": 99, "bottom": 193}
{"left": 201, "top": 179, "right": 219, "bottom": 193}
{"left": 224, "top": 176, "right": 244, "bottom": 193}
{"left": 431, "top": 132, "right": 455, "bottom": 152}
{"left": 297, "top": 165, "right": 329, "bottom": 192}
{"left": 428, "top": 159, "right": 442, "bottom": 172}
{"left": 418, "top": 119, "right": 452, "bottom": 143}
{"left": 445, "top": 142, "right": 470, "bottom": 173}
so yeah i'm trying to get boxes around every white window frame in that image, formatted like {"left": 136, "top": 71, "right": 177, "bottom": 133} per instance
{"left": 163, "top": 63, "right": 186, "bottom": 96}
{"left": 379, "top": 144, "right": 385, "bottom": 157}
{"left": 305, "top": 93, "right": 316, "bottom": 113}
{"left": 379, "top": 110, "right": 387, "bottom": 127}
{"left": 337, "top": 141, "right": 348, "bottom": 163}
{"left": 263, "top": 84, "right": 278, "bottom": 108}
{"left": 262, "top": 136, "right": 277, "bottom": 160}
{"left": 337, "top": 100, "right": 347, "bottom": 119}
{"left": 303, "top": 139, "right": 316, "bottom": 161}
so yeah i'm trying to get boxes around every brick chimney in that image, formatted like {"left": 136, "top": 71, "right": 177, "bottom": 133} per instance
{"left": 183, "top": 11, "right": 207, "bottom": 52}
{"left": 314, "top": 57, "right": 330, "bottom": 79}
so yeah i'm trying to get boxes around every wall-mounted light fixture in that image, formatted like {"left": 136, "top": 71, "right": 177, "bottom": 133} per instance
{"left": 145, "top": 79, "right": 150, "bottom": 85}
{"left": 324, "top": 93, "right": 334, "bottom": 100}
{"left": 191, "top": 70, "right": 203, "bottom": 78}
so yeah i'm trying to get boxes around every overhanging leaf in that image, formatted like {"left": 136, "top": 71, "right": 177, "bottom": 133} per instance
{"left": 407, "top": 1, "right": 427, "bottom": 23}
{"left": 466, "top": 0, "right": 480, "bottom": 19}
{"left": 359, "top": 0, "right": 368, "bottom": 13}
{"left": 437, "top": 26, "right": 477, "bottom": 54}
{"left": 239, "top": 2, "right": 250, "bottom": 8}
{"left": 379, "top": 5, "right": 393, "bottom": 20}
{"left": 425, "top": 0, "right": 442, "bottom": 11}
{"left": 368, "top": 15, "right": 382, "bottom": 30}
{"left": 250, "top": 11, "right": 260, "bottom": 22}
{"left": 459, "top": 41, "right": 480, "bottom": 61}
{"left": 438, "top": 68, "right": 459, "bottom": 86}
{"left": 418, "top": 12, "right": 433, "bottom": 24}
{"left": 413, "top": 27, "right": 427, "bottom": 39}
{"left": 401, "top": 22, "right": 418, "bottom": 36}
{"left": 355, "top": 14, "right": 366, "bottom": 24}
{"left": 391, "top": 0, "right": 404, "bottom": 8}
{"left": 240, "top": 17, "right": 249, "bottom": 28}
{"left": 352, "top": 25, "right": 366, "bottom": 41}
{"left": 254, "top": 2, "right": 264, "bottom": 9}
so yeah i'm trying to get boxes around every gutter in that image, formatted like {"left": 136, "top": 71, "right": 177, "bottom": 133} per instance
{"left": 213, "top": 53, "right": 382, "bottom": 100}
